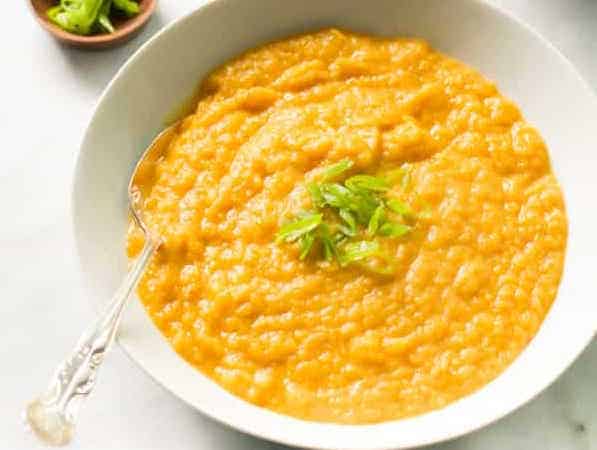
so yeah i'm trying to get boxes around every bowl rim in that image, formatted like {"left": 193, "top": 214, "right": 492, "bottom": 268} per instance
{"left": 71, "top": 0, "right": 597, "bottom": 448}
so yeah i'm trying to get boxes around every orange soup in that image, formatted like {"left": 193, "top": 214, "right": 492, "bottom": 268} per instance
{"left": 127, "top": 29, "right": 567, "bottom": 423}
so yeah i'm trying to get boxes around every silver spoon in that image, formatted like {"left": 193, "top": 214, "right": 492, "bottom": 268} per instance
{"left": 25, "top": 124, "right": 178, "bottom": 446}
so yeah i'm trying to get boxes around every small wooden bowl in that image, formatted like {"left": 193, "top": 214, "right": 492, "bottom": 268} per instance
{"left": 29, "top": 0, "right": 156, "bottom": 49}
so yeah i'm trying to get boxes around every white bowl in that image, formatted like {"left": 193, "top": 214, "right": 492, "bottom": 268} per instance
{"left": 73, "top": 0, "right": 597, "bottom": 448}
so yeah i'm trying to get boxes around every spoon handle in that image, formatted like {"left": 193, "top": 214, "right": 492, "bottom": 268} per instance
{"left": 25, "top": 237, "right": 159, "bottom": 446}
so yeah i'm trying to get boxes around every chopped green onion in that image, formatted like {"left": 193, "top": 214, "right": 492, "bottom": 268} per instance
{"left": 307, "top": 183, "right": 325, "bottom": 208}
{"left": 345, "top": 175, "right": 390, "bottom": 193}
{"left": 352, "top": 190, "right": 381, "bottom": 224}
{"left": 378, "top": 222, "right": 411, "bottom": 237}
{"left": 318, "top": 224, "right": 338, "bottom": 262}
{"left": 47, "top": 0, "right": 139, "bottom": 36}
{"left": 367, "top": 205, "right": 385, "bottom": 235}
{"left": 382, "top": 164, "right": 412, "bottom": 191}
{"left": 49, "top": 0, "right": 105, "bottom": 35}
{"left": 97, "top": 13, "right": 114, "bottom": 32}
{"left": 320, "top": 159, "right": 354, "bottom": 181}
{"left": 317, "top": 182, "right": 382, "bottom": 225}
{"left": 299, "top": 232, "right": 315, "bottom": 259}
{"left": 333, "top": 232, "right": 348, "bottom": 244}
{"left": 47, "top": 5, "right": 70, "bottom": 28}
{"left": 319, "top": 183, "right": 354, "bottom": 209}
{"left": 97, "top": 0, "right": 114, "bottom": 33}
{"left": 276, "top": 159, "right": 427, "bottom": 269}
{"left": 338, "top": 209, "right": 357, "bottom": 236}
{"left": 383, "top": 168, "right": 407, "bottom": 184}
{"left": 340, "top": 240, "right": 381, "bottom": 266}
{"left": 386, "top": 199, "right": 415, "bottom": 219}
{"left": 113, "top": 0, "right": 140, "bottom": 16}
{"left": 276, "top": 213, "right": 322, "bottom": 243}
{"left": 358, "top": 255, "right": 396, "bottom": 276}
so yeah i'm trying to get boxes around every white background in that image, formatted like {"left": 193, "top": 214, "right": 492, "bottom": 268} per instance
{"left": 2, "top": 1, "right": 596, "bottom": 449}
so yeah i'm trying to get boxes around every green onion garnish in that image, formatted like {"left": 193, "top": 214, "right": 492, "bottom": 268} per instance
{"left": 321, "top": 159, "right": 354, "bottom": 181}
{"left": 339, "top": 208, "right": 357, "bottom": 236}
{"left": 386, "top": 198, "right": 415, "bottom": 219}
{"left": 276, "top": 213, "right": 323, "bottom": 243}
{"left": 319, "top": 183, "right": 354, "bottom": 209}
{"left": 340, "top": 240, "right": 381, "bottom": 266}
{"left": 299, "top": 232, "right": 316, "bottom": 260}
{"left": 367, "top": 205, "right": 385, "bottom": 235}
{"left": 318, "top": 223, "right": 337, "bottom": 262}
{"left": 378, "top": 222, "right": 411, "bottom": 237}
{"left": 275, "top": 160, "right": 426, "bottom": 272}
{"left": 307, "top": 183, "right": 326, "bottom": 208}
{"left": 345, "top": 174, "right": 390, "bottom": 192}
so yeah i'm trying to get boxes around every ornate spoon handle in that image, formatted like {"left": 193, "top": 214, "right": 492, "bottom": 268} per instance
{"left": 25, "top": 237, "right": 159, "bottom": 446}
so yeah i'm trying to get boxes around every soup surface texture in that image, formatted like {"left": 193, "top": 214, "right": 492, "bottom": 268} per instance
{"left": 127, "top": 29, "right": 567, "bottom": 423}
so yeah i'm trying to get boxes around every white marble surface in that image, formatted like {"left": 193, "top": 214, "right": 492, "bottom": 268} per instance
{"left": 1, "top": 1, "right": 595, "bottom": 449}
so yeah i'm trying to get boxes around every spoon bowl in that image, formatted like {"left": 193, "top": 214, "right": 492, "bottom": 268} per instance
{"left": 28, "top": 0, "right": 156, "bottom": 49}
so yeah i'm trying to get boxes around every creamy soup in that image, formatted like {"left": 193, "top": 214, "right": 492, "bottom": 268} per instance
{"left": 127, "top": 29, "right": 567, "bottom": 423}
